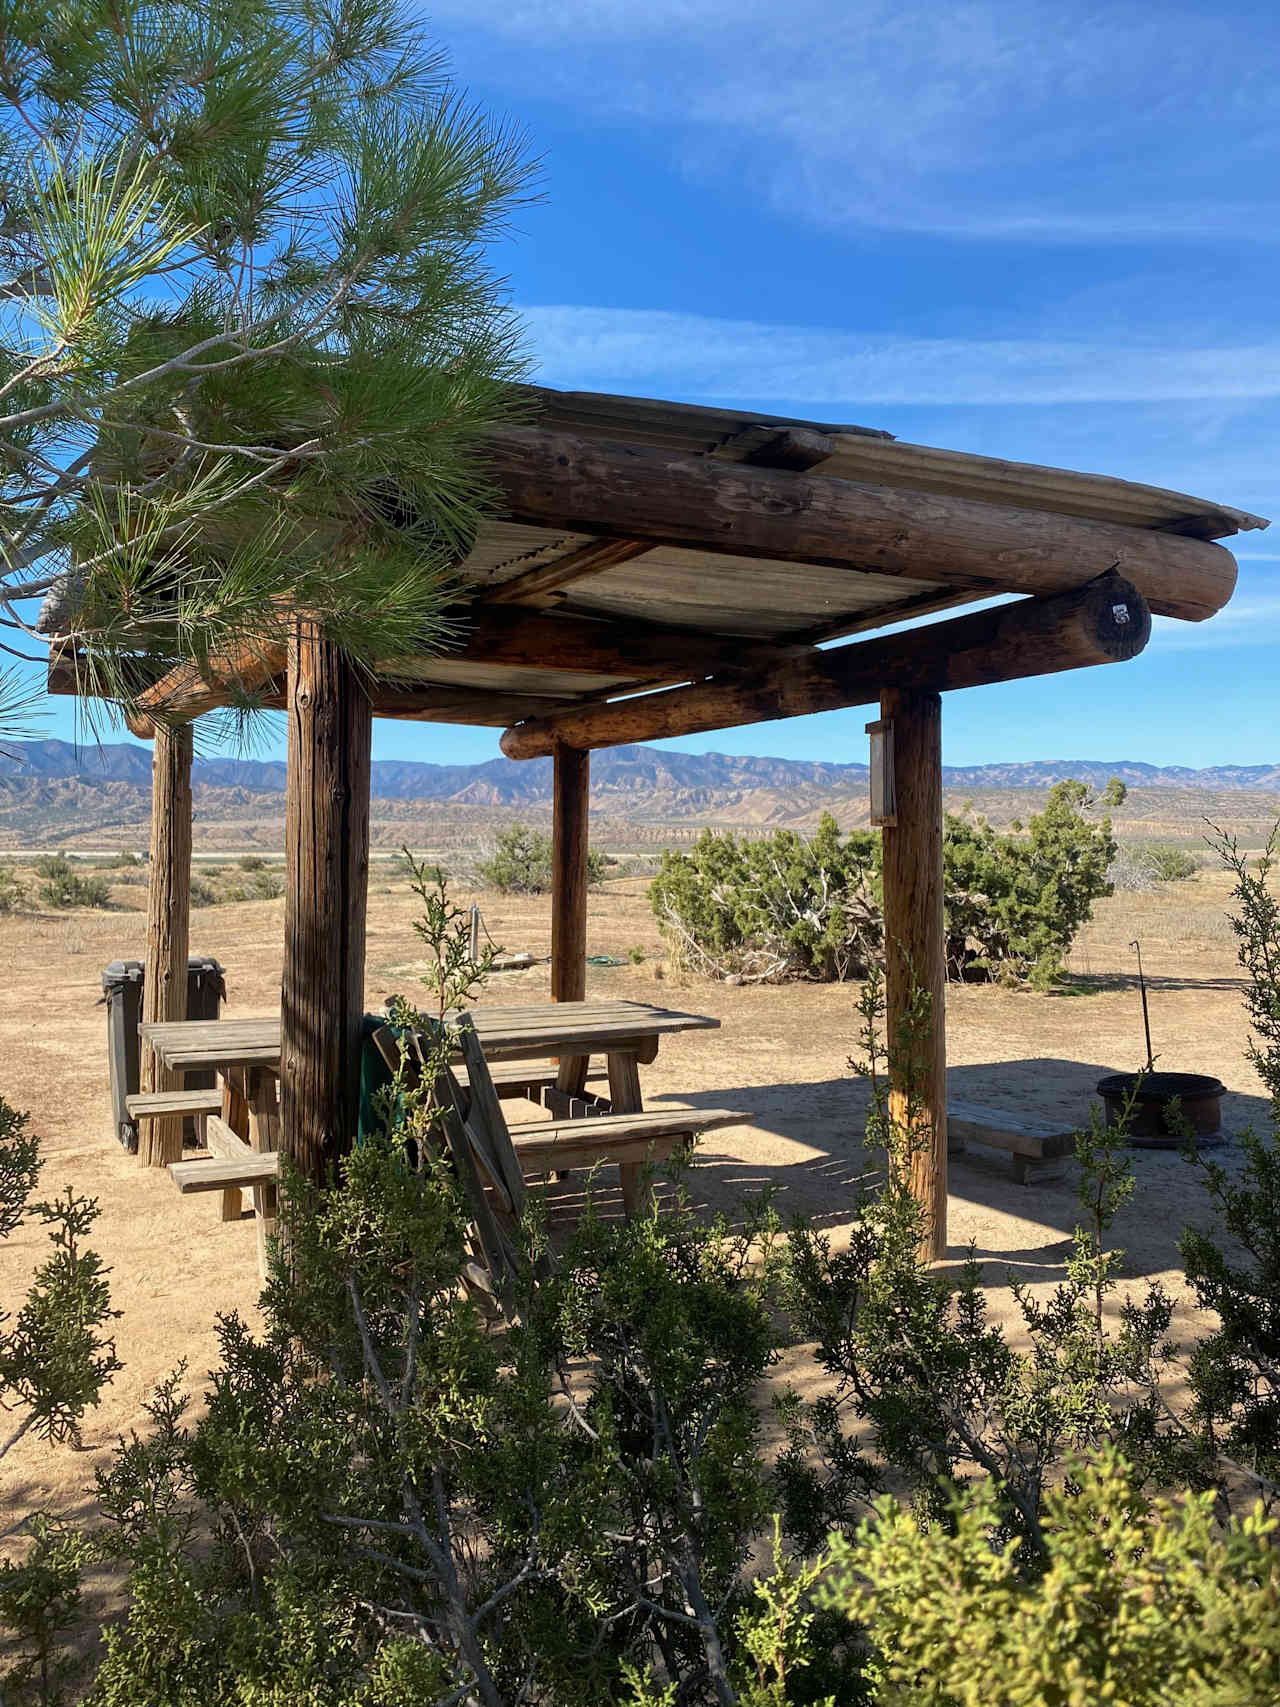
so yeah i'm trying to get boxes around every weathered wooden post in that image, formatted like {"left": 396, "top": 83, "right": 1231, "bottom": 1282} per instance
{"left": 280, "top": 616, "right": 372, "bottom": 1182}
{"left": 138, "top": 721, "right": 193, "bottom": 1167}
{"left": 551, "top": 741, "right": 590, "bottom": 1095}
{"left": 879, "top": 687, "right": 948, "bottom": 1261}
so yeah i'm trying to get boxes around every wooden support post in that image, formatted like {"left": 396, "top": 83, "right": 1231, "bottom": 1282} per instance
{"left": 219, "top": 1068, "right": 250, "bottom": 1221}
{"left": 138, "top": 722, "right": 193, "bottom": 1168}
{"left": 551, "top": 743, "right": 590, "bottom": 1096}
{"left": 247, "top": 1065, "right": 280, "bottom": 1276}
{"left": 879, "top": 689, "right": 948, "bottom": 1262}
{"left": 280, "top": 619, "right": 372, "bottom": 1183}
{"left": 607, "top": 1052, "right": 650, "bottom": 1218}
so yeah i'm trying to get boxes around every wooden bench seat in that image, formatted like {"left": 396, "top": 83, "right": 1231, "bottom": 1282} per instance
{"left": 169, "top": 1111, "right": 280, "bottom": 1274}
{"left": 126, "top": 1088, "right": 223, "bottom": 1119}
{"left": 169, "top": 1106, "right": 745, "bottom": 1196}
{"left": 512, "top": 1106, "right": 746, "bottom": 1176}
{"left": 947, "top": 1097, "right": 1076, "bottom": 1183}
{"left": 170, "top": 1152, "right": 279, "bottom": 1194}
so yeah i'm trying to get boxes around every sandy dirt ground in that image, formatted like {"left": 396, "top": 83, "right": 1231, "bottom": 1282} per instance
{"left": 1, "top": 861, "right": 1270, "bottom": 1541}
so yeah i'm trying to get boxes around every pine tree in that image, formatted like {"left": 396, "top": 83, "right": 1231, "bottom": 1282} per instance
{"left": 0, "top": 0, "right": 535, "bottom": 732}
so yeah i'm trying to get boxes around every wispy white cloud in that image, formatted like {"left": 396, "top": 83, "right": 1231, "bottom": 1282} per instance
{"left": 436, "top": 0, "right": 1280, "bottom": 243}
{"left": 1152, "top": 597, "right": 1280, "bottom": 651}
{"left": 522, "top": 304, "right": 1280, "bottom": 407}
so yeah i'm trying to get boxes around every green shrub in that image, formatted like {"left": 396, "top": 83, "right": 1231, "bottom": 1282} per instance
{"left": 942, "top": 779, "right": 1123, "bottom": 986}
{"left": 778, "top": 970, "right": 1180, "bottom": 1563}
{"left": 222, "top": 868, "right": 284, "bottom": 904}
{"left": 0, "top": 864, "right": 25, "bottom": 914}
{"left": 1179, "top": 822, "right": 1280, "bottom": 1510}
{"left": 823, "top": 1447, "right": 1280, "bottom": 1707}
{"left": 189, "top": 866, "right": 284, "bottom": 907}
{"left": 84, "top": 1140, "right": 798, "bottom": 1706}
{"left": 1138, "top": 842, "right": 1200, "bottom": 883}
{"left": 34, "top": 856, "right": 111, "bottom": 911}
{"left": 1, "top": 1097, "right": 119, "bottom": 1702}
{"left": 650, "top": 814, "right": 881, "bottom": 982}
{"left": 102, "top": 851, "right": 148, "bottom": 890}
{"left": 651, "top": 782, "right": 1122, "bottom": 987}
{"left": 0, "top": 1099, "right": 120, "bottom": 1453}
{"left": 478, "top": 821, "right": 607, "bottom": 894}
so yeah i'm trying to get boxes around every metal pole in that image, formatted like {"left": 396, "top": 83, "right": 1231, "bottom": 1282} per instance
{"left": 469, "top": 903, "right": 480, "bottom": 963}
{"left": 1130, "top": 939, "right": 1154, "bottom": 1072}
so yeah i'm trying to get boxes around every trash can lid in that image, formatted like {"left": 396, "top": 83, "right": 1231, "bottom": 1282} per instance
{"left": 101, "top": 959, "right": 145, "bottom": 991}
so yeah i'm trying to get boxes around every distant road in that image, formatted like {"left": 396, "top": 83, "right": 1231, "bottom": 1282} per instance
{"left": 0, "top": 847, "right": 410, "bottom": 861}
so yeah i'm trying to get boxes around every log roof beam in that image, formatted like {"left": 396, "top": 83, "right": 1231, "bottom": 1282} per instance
{"left": 120, "top": 604, "right": 814, "bottom": 731}
{"left": 479, "top": 427, "right": 1236, "bottom": 623}
{"left": 500, "top": 572, "right": 1152, "bottom": 759}
{"left": 126, "top": 638, "right": 287, "bottom": 738}
{"left": 478, "top": 421, "right": 840, "bottom": 607}
{"left": 449, "top": 605, "right": 805, "bottom": 680}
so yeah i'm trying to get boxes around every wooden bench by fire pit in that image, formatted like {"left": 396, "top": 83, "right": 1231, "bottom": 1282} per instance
{"left": 947, "top": 1097, "right": 1076, "bottom": 1184}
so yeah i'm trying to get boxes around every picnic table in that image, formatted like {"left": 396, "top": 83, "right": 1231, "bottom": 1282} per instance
{"left": 142, "top": 999, "right": 718, "bottom": 1077}
{"left": 144, "top": 1001, "right": 724, "bottom": 1269}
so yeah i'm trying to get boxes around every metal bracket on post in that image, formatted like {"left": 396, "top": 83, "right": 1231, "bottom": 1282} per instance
{"left": 865, "top": 718, "right": 897, "bottom": 827}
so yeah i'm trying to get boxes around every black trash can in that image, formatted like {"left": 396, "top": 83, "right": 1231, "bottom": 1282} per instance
{"left": 101, "top": 957, "right": 227, "bottom": 1150}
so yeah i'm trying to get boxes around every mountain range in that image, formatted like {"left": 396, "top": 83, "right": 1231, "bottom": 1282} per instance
{"left": 3, "top": 741, "right": 1280, "bottom": 804}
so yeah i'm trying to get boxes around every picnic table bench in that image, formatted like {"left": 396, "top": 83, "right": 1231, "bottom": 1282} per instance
{"left": 145, "top": 1001, "right": 743, "bottom": 1276}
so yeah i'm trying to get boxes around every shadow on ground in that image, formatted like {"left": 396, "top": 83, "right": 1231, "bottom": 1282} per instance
{"left": 594, "top": 1058, "right": 1276, "bottom": 1288}
{"left": 1053, "top": 970, "right": 1246, "bottom": 997}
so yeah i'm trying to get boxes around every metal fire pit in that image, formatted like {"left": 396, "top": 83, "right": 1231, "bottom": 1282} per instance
{"left": 1096, "top": 1071, "right": 1227, "bottom": 1149}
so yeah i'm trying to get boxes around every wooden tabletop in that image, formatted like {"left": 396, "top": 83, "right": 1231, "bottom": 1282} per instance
{"left": 141, "top": 1000, "right": 720, "bottom": 1073}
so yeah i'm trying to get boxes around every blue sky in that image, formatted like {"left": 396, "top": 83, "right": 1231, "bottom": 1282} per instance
{"left": 41, "top": 0, "right": 1280, "bottom": 768}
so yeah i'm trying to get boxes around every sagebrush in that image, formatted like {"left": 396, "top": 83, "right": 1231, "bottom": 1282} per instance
{"left": 652, "top": 781, "right": 1123, "bottom": 987}
{"left": 478, "top": 822, "right": 607, "bottom": 895}
{"left": 33, "top": 857, "right": 110, "bottom": 912}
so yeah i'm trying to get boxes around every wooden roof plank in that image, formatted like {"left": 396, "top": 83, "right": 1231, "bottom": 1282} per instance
{"left": 485, "top": 536, "right": 653, "bottom": 605}
{"left": 809, "top": 434, "right": 1268, "bottom": 541}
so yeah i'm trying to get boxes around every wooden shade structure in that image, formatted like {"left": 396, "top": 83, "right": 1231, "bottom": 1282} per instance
{"left": 46, "top": 383, "right": 1265, "bottom": 1256}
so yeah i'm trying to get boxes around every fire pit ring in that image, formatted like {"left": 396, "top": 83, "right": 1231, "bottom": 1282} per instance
{"left": 1095, "top": 1071, "right": 1228, "bottom": 1149}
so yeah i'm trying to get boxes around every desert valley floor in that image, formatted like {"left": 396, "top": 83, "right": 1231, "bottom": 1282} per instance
{"left": 1, "top": 862, "right": 1271, "bottom": 1541}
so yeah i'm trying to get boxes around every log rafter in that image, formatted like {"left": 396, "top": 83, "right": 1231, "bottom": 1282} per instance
{"left": 477, "top": 419, "right": 840, "bottom": 609}
{"left": 123, "top": 605, "right": 815, "bottom": 728}
{"left": 500, "top": 572, "right": 1152, "bottom": 759}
